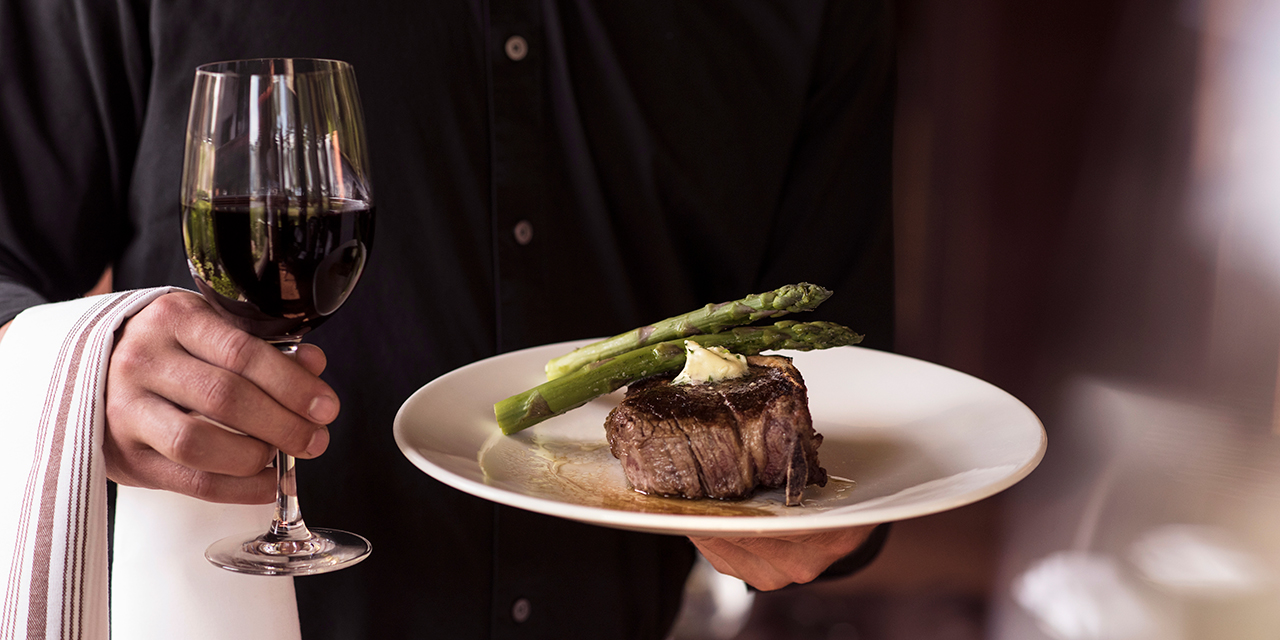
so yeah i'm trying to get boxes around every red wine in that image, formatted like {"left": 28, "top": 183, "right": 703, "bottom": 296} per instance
{"left": 183, "top": 195, "right": 374, "bottom": 341}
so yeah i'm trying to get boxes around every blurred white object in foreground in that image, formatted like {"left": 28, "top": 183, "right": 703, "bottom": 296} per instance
{"left": 992, "top": 378, "right": 1280, "bottom": 639}
{"left": 670, "top": 555, "right": 755, "bottom": 640}
{"left": 1129, "top": 524, "right": 1271, "bottom": 598}
{"left": 1013, "top": 551, "right": 1155, "bottom": 640}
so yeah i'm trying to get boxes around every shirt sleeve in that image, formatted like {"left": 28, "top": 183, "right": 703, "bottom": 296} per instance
{"left": 0, "top": 0, "right": 151, "bottom": 324}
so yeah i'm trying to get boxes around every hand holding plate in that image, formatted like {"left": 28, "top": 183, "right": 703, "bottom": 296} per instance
{"left": 688, "top": 525, "right": 877, "bottom": 591}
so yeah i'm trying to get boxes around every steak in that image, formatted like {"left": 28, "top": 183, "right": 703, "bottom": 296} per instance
{"left": 604, "top": 355, "right": 827, "bottom": 506}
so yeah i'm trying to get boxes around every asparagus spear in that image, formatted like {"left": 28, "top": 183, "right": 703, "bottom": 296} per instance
{"left": 497, "top": 320, "right": 862, "bottom": 435}
{"left": 543, "top": 283, "right": 833, "bottom": 380}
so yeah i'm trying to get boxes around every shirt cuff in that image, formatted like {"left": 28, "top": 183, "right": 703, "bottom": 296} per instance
{"left": 815, "top": 522, "right": 892, "bottom": 582}
{"left": 0, "top": 276, "right": 50, "bottom": 325}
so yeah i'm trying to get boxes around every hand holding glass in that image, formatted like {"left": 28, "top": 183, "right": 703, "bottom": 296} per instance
{"left": 180, "top": 58, "right": 373, "bottom": 575}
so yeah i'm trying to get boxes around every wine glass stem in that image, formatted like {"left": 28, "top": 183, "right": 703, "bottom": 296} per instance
{"left": 268, "top": 341, "right": 313, "bottom": 543}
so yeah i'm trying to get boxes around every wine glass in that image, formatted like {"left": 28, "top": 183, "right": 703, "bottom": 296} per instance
{"left": 180, "top": 58, "right": 373, "bottom": 575}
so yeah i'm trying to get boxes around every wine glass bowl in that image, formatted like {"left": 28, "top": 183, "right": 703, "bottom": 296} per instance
{"left": 181, "top": 58, "right": 373, "bottom": 576}
{"left": 182, "top": 194, "right": 374, "bottom": 341}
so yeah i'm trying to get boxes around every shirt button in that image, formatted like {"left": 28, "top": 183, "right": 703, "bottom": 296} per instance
{"left": 505, "top": 35, "right": 528, "bottom": 61}
{"left": 511, "top": 597, "right": 531, "bottom": 623}
{"left": 513, "top": 220, "right": 534, "bottom": 245}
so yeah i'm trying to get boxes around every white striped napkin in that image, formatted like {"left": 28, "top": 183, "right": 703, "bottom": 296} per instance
{"left": 0, "top": 289, "right": 299, "bottom": 640}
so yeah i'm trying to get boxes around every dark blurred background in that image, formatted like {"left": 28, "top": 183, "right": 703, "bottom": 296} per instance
{"left": 676, "top": 0, "right": 1280, "bottom": 637}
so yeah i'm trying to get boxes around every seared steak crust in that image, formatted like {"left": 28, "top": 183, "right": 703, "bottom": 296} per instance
{"left": 604, "top": 355, "right": 826, "bottom": 505}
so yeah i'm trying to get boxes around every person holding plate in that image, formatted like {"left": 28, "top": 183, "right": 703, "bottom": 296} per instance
{"left": 0, "top": 1, "right": 895, "bottom": 637}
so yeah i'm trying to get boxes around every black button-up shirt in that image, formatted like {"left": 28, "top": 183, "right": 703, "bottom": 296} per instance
{"left": 0, "top": 1, "right": 895, "bottom": 637}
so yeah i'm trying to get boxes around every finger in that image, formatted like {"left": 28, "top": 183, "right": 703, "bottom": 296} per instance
{"left": 691, "top": 532, "right": 863, "bottom": 589}
{"left": 120, "top": 394, "right": 277, "bottom": 476}
{"left": 724, "top": 536, "right": 842, "bottom": 584}
{"left": 752, "top": 528, "right": 875, "bottom": 561}
{"left": 691, "top": 537, "right": 794, "bottom": 591}
{"left": 772, "top": 527, "right": 877, "bottom": 560}
{"left": 119, "top": 342, "right": 330, "bottom": 459}
{"left": 294, "top": 343, "right": 328, "bottom": 376}
{"left": 103, "top": 410, "right": 277, "bottom": 506}
{"left": 108, "top": 448, "right": 277, "bottom": 504}
{"left": 163, "top": 294, "right": 340, "bottom": 425}
{"left": 688, "top": 538, "right": 742, "bottom": 579}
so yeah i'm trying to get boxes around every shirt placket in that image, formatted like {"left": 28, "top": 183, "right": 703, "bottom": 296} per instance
{"left": 488, "top": 2, "right": 552, "bottom": 636}
{"left": 489, "top": 0, "right": 548, "bottom": 355}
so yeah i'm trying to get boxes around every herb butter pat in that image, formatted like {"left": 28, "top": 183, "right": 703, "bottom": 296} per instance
{"left": 672, "top": 340, "right": 749, "bottom": 385}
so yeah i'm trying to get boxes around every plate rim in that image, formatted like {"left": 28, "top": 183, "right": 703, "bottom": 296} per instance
{"left": 393, "top": 341, "right": 1047, "bottom": 537}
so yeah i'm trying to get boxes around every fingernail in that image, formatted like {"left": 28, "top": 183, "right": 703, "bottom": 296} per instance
{"left": 309, "top": 395, "right": 338, "bottom": 423}
{"left": 306, "top": 426, "right": 330, "bottom": 457}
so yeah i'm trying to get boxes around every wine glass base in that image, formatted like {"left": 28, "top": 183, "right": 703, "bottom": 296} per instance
{"left": 205, "top": 528, "right": 372, "bottom": 576}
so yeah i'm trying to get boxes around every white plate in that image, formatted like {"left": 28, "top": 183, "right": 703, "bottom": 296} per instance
{"left": 394, "top": 341, "right": 1046, "bottom": 537}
